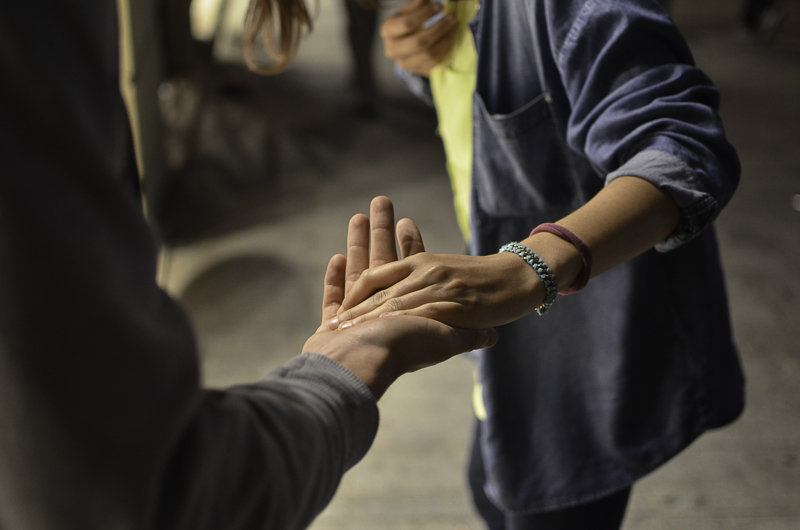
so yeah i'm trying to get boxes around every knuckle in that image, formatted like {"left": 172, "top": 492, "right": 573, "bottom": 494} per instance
{"left": 372, "top": 225, "right": 393, "bottom": 238}
{"left": 372, "top": 288, "right": 391, "bottom": 305}
{"left": 422, "top": 262, "right": 445, "bottom": 282}
{"left": 460, "top": 292, "right": 479, "bottom": 312}
{"left": 360, "top": 268, "right": 375, "bottom": 283}
{"left": 448, "top": 277, "right": 467, "bottom": 292}
{"left": 408, "top": 252, "right": 425, "bottom": 264}
{"left": 422, "top": 304, "right": 440, "bottom": 318}
{"left": 401, "top": 17, "right": 419, "bottom": 33}
{"left": 380, "top": 31, "right": 399, "bottom": 54}
{"left": 386, "top": 298, "right": 404, "bottom": 313}
{"left": 413, "top": 33, "right": 432, "bottom": 50}
{"left": 423, "top": 48, "right": 441, "bottom": 62}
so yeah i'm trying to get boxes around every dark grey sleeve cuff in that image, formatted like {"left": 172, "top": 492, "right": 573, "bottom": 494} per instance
{"left": 261, "top": 353, "right": 379, "bottom": 470}
{"left": 605, "top": 150, "right": 719, "bottom": 252}
{"left": 393, "top": 64, "right": 435, "bottom": 107}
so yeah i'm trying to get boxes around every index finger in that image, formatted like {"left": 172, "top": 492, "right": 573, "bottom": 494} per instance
{"left": 318, "top": 254, "right": 346, "bottom": 331}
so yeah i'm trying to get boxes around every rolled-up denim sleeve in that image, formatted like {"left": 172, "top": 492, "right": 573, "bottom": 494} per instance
{"left": 548, "top": 0, "right": 740, "bottom": 250}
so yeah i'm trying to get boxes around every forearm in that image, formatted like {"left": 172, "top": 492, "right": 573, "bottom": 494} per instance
{"left": 515, "top": 176, "right": 681, "bottom": 301}
{"left": 148, "top": 355, "right": 379, "bottom": 530}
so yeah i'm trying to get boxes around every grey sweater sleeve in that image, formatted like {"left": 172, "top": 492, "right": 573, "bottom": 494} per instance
{"left": 149, "top": 355, "right": 379, "bottom": 530}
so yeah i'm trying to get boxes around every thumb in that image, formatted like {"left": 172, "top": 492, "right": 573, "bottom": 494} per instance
{"left": 448, "top": 326, "right": 498, "bottom": 354}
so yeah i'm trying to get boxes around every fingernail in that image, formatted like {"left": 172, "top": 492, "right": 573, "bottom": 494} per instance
{"left": 341, "top": 321, "right": 353, "bottom": 329}
{"left": 328, "top": 317, "right": 339, "bottom": 330}
{"left": 421, "top": 12, "right": 445, "bottom": 29}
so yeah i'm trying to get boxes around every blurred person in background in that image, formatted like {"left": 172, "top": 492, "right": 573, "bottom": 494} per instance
{"left": 741, "top": 0, "right": 786, "bottom": 43}
{"left": 343, "top": 0, "right": 381, "bottom": 114}
{"left": 293, "top": 0, "right": 744, "bottom": 528}
{"left": 0, "top": 2, "right": 497, "bottom": 529}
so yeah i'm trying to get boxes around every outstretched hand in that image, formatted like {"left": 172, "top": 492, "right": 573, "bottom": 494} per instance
{"left": 305, "top": 312, "right": 497, "bottom": 399}
{"left": 306, "top": 196, "right": 497, "bottom": 399}
{"left": 328, "top": 176, "right": 685, "bottom": 331}
{"left": 314, "top": 196, "right": 426, "bottom": 333}
{"left": 329, "top": 251, "right": 546, "bottom": 331}
{"left": 322, "top": 198, "right": 543, "bottom": 332}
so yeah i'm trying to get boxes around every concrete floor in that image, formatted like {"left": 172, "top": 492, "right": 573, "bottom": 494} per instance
{"left": 157, "top": 0, "right": 800, "bottom": 528}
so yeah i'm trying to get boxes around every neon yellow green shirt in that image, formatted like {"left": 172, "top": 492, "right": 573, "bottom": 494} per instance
{"left": 429, "top": 0, "right": 479, "bottom": 243}
{"left": 428, "top": 1, "right": 486, "bottom": 420}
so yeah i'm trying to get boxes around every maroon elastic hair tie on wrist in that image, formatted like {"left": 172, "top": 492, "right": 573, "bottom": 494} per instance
{"left": 530, "top": 223, "right": 592, "bottom": 294}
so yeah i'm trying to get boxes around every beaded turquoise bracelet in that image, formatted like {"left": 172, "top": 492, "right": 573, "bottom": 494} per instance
{"left": 499, "top": 242, "right": 558, "bottom": 315}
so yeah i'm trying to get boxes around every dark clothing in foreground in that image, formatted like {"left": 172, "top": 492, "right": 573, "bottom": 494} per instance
{"left": 0, "top": 2, "right": 377, "bottom": 529}
{"left": 468, "top": 422, "right": 632, "bottom": 530}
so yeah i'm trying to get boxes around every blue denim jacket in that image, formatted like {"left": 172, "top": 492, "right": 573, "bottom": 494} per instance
{"left": 398, "top": 0, "right": 744, "bottom": 514}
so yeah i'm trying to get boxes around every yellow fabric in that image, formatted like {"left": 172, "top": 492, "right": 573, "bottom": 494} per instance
{"left": 429, "top": 1, "right": 485, "bottom": 420}
{"left": 429, "top": 0, "right": 479, "bottom": 243}
{"left": 472, "top": 369, "right": 488, "bottom": 421}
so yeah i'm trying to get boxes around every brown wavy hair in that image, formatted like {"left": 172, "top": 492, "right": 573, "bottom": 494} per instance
{"left": 243, "top": 0, "right": 314, "bottom": 74}
{"left": 244, "top": 0, "right": 378, "bottom": 74}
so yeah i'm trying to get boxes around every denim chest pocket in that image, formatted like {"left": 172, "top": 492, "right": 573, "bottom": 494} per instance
{"left": 472, "top": 91, "right": 579, "bottom": 220}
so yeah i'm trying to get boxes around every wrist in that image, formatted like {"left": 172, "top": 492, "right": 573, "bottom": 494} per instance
{"left": 326, "top": 347, "right": 398, "bottom": 400}
{"left": 304, "top": 333, "right": 397, "bottom": 399}
{"left": 521, "top": 232, "right": 583, "bottom": 294}
{"left": 492, "top": 250, "right": 548, "bottom": 315}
